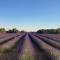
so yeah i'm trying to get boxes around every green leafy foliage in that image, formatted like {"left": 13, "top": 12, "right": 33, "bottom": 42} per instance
{"left": 0, "top": 28, "right": 5, "bottom": 32}
{"left": 6, "top": 28, "right": 18, "bottom": 33}
{"left": 37, "top": 28, "right": 60, "bottom": 34}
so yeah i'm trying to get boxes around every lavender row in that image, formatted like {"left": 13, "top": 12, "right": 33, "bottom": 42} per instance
{"left": 0, "top": 33, "right": 20, "bottom": 44}
{"left": 29, "top": 33, "right": 60, "bottom": 60}
{"left": 40, "top": 34, "right": 60, "bottom": 42}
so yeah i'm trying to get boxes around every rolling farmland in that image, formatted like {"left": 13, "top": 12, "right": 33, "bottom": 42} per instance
{"left": 0, "top": 32, "right": 60, "bottom": 60}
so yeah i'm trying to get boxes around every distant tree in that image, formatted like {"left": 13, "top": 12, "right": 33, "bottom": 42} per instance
{"left": 37, "top": 29, "right": 58, "bottom": 34}
{"left": 6, "top": 28, "right": 18, "bottom": 33}
{"left": 20, "top": 30, "right": 25, "bottom": 33}
{"left": 6, "top": 30, "right": 12, "bottom": 33}
{"left": 37, "top": 29, "right": 45, "bottom": 34}
{"left": 56, "top": 28, "right": 60, "bottom": 33}
{"left": 46, "top": 29, "right": 57, "bottom": 34}
{"left": 0, "top": 28, "right": 5, "bottom": 32}
{"left": 12, "top": 28, "right": 18, "bottom": 33}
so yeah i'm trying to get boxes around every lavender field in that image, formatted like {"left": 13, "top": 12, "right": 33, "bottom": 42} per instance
{"left": 0, "top": 32, "right": 60, "bottom": 60}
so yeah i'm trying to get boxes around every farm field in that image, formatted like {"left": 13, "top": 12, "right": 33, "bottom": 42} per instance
{"left": 0, "top": 32, "right": 60, "bottom": 60}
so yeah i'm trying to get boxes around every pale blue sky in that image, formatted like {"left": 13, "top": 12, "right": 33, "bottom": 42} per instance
{"left": 0, "top": 0, "right": 60, "bottom": 31}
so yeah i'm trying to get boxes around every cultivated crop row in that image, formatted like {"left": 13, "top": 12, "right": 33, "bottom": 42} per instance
{"left": 0, "top": 33, "right": 26, "bottom": 60}
{"left": 0, "top": 32, "right": 60, "bottom": 60}
{"left": 29, "top": 33, "right": 60, "bottom": 60}
{"left": 0, "top": 33, "right": 20, "bottom": 44}
{"left": 40, "top": 34, "right": 60, "bottom": 42}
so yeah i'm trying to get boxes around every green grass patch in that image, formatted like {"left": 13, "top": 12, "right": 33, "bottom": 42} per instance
{"left": 0, "top": 42, "right": 17, "bottom": 54}
{"left": 19, "top": 55, "right": 35, "bottom": 60}
{"left": 0, "top": 48, "right": 12, "bottom": 53}
{"left": 19, "top": 49, "right": 35, "bottom": 60}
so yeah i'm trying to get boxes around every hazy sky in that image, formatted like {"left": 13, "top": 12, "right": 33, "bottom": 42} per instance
{"left": 0, "top": 0, "right": 60, "bottom": 31}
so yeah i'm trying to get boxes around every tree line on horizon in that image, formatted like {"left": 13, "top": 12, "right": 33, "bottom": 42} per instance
{"left": 37, "top": 28, "right": 60, "bottom": 34}
{"left": 0, "top": 28, "right": 60, "bottom": 34}
{"left": 0, "top": 28, "right": 25, "bottom": 33}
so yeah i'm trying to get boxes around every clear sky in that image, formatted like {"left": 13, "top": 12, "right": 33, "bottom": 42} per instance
{"left": 0, "top": 0, "right": 60, "bottom": 31}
